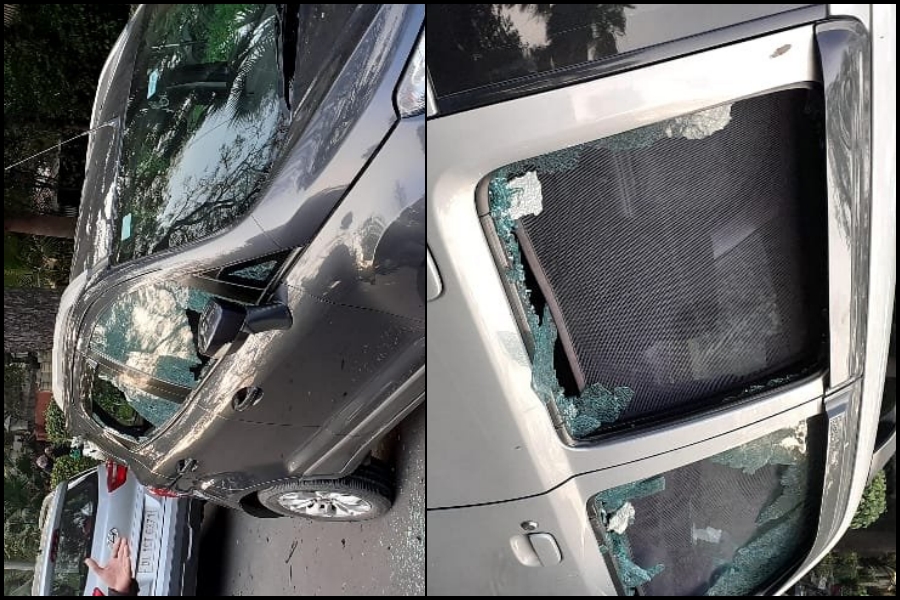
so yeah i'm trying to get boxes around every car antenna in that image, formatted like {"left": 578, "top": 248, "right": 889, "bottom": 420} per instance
{"left": 4, "top": 119, "right": 117, "bottom": 172}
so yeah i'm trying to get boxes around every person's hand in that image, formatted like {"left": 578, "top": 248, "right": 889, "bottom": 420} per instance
{"left": 85, "top": 537, "right": 134, "bottom": 594}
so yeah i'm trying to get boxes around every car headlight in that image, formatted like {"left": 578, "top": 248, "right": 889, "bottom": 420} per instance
{"left": 396, "top": 30, "right": 425, "bottom": 117}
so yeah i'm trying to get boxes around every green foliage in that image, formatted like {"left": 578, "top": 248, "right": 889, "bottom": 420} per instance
{"left": 850, "top": 470, "right": 888, "bottom": 529}
{"left": 3, "top": 362, "right": 28, "bottom": 419}
{"left": 4, "top": 476, "right": 34, "bottom": 513}
{"left": 4, "top": 4, "right": 129, "bottom": 269}
{"left": 4, "top": 234, "right": 23, "bottom": 268}
{"left": 3, "top": 568, "right": 34, "bottom": 595}
{"left": 4, "top": 4, "right": 130, "bottom": 130}
{"left": 5, "top": 234, "right": 74, "bottom": 289}
{"left": 204, "top": 4, "right": 256, "bottom": 62}
{"left": 4, "top": 467, "right": 45, "bottom": 561}
{"left": 50, "top": 455, "right": 100, "bottom": 488}
{"left": 3, "top": 514, "right": 41, "bottom": 561}
{"left": 44, "top": 401, "right": 69, "bottom": 445}
{"left": 92, "top": 377, "right": 138, "bottom": 424}
{"left": 810, "top": 551, "right": 898, "bottom": 596}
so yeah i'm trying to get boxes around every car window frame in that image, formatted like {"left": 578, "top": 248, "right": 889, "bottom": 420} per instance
{"left": 183, "top": 249, "right": 291, "bottom": 304}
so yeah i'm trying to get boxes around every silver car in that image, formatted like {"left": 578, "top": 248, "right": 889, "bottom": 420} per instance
{"left": 32, "top": 461, "right": 201, "bottom": 596}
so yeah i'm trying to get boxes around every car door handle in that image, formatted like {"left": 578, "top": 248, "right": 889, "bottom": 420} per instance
{"left": 509, "top": 532, "right": 563, "bottom": 567}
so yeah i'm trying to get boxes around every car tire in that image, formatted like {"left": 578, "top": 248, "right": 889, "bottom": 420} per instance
{"left": 257, "top": 460, "right": 394, "bottom": 521}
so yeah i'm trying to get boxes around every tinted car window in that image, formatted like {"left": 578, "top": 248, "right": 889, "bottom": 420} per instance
{"left": 50, "top": 473, "right": 98, "bottom": 596}
{"left": 428, "top": 4, "right": 812, "bottom": 109}
{"left": 89, "top": 281, "right": 215, "bottom": 388}
{"left": 113, "top": 4, "right": 286, "bottom": 264}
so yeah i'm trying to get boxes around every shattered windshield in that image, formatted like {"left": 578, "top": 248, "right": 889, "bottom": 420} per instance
{"left": 112, "top": 4, "right": 285, "bottom": 264}
{"left": 590, "top": 419, "right": 824, "bottom": 595}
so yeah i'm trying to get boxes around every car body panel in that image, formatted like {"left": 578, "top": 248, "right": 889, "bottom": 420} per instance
{"left": 136, "top": 115, "right": 423, "bottom": 498}
{"left": 250, "top": 4, "right": 421, "bottom": 252}
{"left": 427, "top": 398, "right": 822, "bottom": 595}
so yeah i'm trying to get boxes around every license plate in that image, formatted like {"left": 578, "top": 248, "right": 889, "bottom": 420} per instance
{"left": 137, "top": 508, "right": 159, "bottom": 575}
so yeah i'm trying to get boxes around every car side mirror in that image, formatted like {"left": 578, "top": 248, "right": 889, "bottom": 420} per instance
{"left": 198, "top": 298, "right": 292, "bottom": 357}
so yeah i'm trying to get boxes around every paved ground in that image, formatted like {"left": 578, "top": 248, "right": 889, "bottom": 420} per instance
{"left": 196, "top": 405, "right": 425, "bottom": 595}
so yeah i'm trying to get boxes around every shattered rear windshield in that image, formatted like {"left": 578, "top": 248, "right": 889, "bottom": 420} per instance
{"left": 589, "top": 418, "right": 824, "bottom": 595}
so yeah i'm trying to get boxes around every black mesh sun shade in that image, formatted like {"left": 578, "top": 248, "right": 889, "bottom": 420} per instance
{"left": 497, "top": 89, "right": 827, "bottom": 434}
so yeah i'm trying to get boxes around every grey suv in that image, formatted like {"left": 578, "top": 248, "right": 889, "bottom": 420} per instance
{"left": 54, "top": 4, "right": 425, "bottom": 520}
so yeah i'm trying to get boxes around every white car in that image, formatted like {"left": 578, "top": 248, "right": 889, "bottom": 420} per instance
{"left": 32, "top": 461, "right": 201, "bottom": 596}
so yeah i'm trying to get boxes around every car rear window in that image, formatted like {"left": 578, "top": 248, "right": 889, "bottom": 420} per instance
{"left": 50, "top": 472, "right": 98, "bottom": 596}
{"left": 112, "top": 4, "right": 286, "bottom": 264}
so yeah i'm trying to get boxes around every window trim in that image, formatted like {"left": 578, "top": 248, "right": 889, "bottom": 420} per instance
{"left": 181, "top": 273, "right": 263, "bottom": 304}
{"left": 184, "top": 248, "right": 293, "bottom": 304}
{"left": 88, "top": 351, "right": 193, "bottom": 403}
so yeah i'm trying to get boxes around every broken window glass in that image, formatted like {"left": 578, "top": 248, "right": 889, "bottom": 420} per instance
{"left": 588, "top": 418, "right": 824, "bottom": 595}
{"left": 489, "top": 167, "right": 633, "bottom": 438}
{"left": 486, "top": 90, "right": 827, "bottom": 440}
